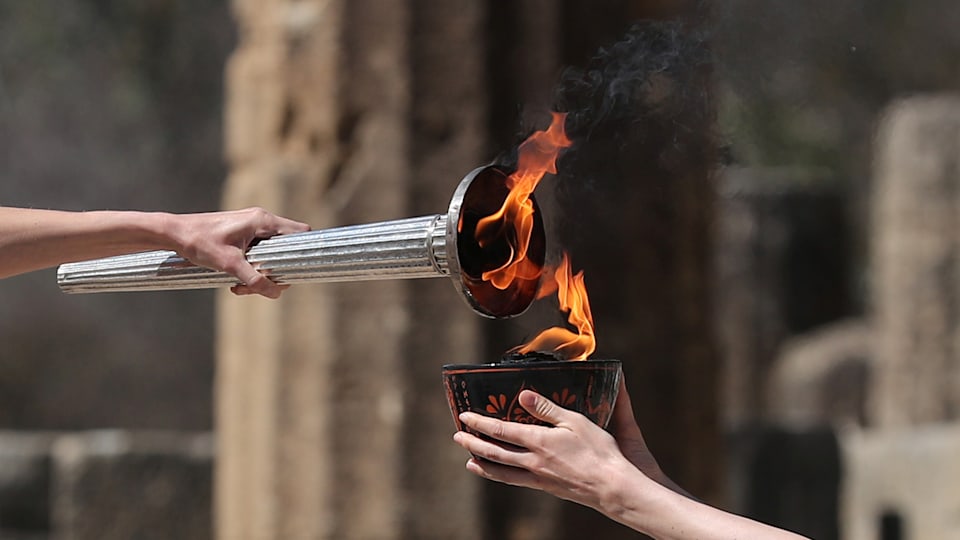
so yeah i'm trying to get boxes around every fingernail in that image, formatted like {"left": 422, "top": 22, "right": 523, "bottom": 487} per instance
{"left": 452, "top": 432, "right": 462, "bottom": 443}
{"left": 519, "top": 391, "right": 538, "bottom": 407}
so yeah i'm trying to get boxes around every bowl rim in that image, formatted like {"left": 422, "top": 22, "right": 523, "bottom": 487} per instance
{"left": 442, "top": 359, "right": 621, "bottom": 371}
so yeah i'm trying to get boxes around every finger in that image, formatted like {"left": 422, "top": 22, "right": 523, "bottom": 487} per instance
{"left": 517, "top": 390, "right": 577, "bottom": 427}
{"left": 458, "top": 411, "right": 549, "bottom": 448}
{"left": 230, "top": 284, "right": 255, "bottom": 296}
{"left": 221, "top": 253, "right": 283, "bottom": 299}
{"left": 231, "top": 284, "right": 290, "bottom": 297}
{"left": 242, "top": 272, "right": 283, "bottom": 299}
{"left": 464, "top": 458, "right": 547, "bottom": 491}
{"left": 453, "top": 431, "right": 534, "bottom": 469}
{"left": 256, "top": 214, "right": 311, "bottom": 237}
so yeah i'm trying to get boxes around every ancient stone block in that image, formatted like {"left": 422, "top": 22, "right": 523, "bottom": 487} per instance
{"left": 767, "top": 319, "right": 873, "bottom": 428}
{"left": 842, "top": 424, "right": 960, "bottom": 540}
{"left": 0, "top": 432, "right": 56, "bottom": 537}
{"left": 51, "top": 431, "right": 212, "bottom": 540}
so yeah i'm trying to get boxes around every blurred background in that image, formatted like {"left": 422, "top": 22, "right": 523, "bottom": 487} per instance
{"left": 2, "top": 0, "right": 959, "bottom": 539}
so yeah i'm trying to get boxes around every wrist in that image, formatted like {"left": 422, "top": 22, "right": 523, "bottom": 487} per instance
{"left": 599, "top": 461, "right": 702, "bottom": 539}
{"left": 138, "top": 211, "right": 182, "bottom": 252}
{"left": 598, "top": 461, "right": 662, "bottom": 533}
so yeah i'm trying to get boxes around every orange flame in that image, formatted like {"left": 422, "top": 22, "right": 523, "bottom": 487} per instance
{"left": 475, "top": 112, "right": 572, "bottom": 289}
{"left": 514, "top": 252, "right": 596, "bottom": 361}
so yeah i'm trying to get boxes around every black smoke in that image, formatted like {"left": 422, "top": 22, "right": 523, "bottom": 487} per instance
{"left": 554, "top": 20, "right": 714, "bottom": 196}
{"left": 491, "top": 20, "right": 716, "bottom": 262}
{"left": 493, "top": 20, "right": 715, "bottom": 199}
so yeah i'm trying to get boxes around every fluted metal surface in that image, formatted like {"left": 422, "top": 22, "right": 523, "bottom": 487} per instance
{"left": 58, "top": 215, "right": 450, "bottom": 293}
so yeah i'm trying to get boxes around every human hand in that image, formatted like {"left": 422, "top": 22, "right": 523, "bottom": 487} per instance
{"left": 167, "top": 207, "right": 310, "bottom": 299}
{"left": 453, "top": 389, "right": 647, "bottom": 512}
{"left": 454, "top": 388, "right": 809, "bottom": 540}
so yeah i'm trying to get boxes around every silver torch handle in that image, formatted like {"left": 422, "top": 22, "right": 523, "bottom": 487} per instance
{"left": 57, "top": 215, "right": 450, "bottom": 293}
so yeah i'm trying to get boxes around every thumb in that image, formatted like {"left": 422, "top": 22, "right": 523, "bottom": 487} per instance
{"left": 518, "top": 390, "right": 573, "bottom": 426}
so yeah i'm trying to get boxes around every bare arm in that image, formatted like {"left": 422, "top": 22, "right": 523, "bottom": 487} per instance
{"left": 453, "top": 389, "right": 808, "bottom": 540}
{"left": 0, "top": 206, "right": 310, "bottom": 298}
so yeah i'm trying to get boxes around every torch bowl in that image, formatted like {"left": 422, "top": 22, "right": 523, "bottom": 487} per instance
{"left": 442, "top": 359, "right": 622, "bottom": 433}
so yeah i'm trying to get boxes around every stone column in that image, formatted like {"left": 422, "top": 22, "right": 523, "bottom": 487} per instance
{"left": 870, "top": 95, "right": 960, "bottom": 427}
{"left": 216, "top": 1, "right": 342, "bottom": 537}
{"left": 216, "top": 1, "right": 484, "bottom": 539}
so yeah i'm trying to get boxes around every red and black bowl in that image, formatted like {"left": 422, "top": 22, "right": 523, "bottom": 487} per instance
{"left": 442, "top": 359, "right": 622, "bottom": 434}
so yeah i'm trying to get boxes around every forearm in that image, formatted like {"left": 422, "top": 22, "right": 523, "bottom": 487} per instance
{"left": 0, "top": 207, "right": 177, "bottom": 278}
{"left": 602, "top": 467, "right": 808, "bottom": 540}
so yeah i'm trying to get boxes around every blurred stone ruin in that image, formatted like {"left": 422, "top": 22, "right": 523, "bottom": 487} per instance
{"left": 719, "top": 96, "right": 960, "bottom": 540}
{"left": 4, "top": 1, "right": 960, "bottom": 540}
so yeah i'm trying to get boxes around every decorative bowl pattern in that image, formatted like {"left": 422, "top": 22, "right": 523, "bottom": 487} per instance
{"left": 442, "top": 360, "right": 622, "bottom": 433}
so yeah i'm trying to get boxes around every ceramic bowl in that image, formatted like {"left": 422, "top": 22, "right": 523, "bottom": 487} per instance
{"left": 442, "top": 359, "right": 622, "bottom": 433}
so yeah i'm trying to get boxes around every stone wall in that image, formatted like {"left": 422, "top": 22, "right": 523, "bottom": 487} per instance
{"left": 745, "top": 95, "right": 960, "bottom": 539}
{"left": 0, "top": 431, "right": 212, "bottom": 540}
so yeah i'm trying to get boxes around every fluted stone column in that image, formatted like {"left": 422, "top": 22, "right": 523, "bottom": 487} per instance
{"left": 217, "top": 1, "right": 346, "bottom": 538}
{"left": 871, "top": 95, "right": 960, "bottom": 427}
{"left": 216, "top": 1, "right": 483, "bottom": 539}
